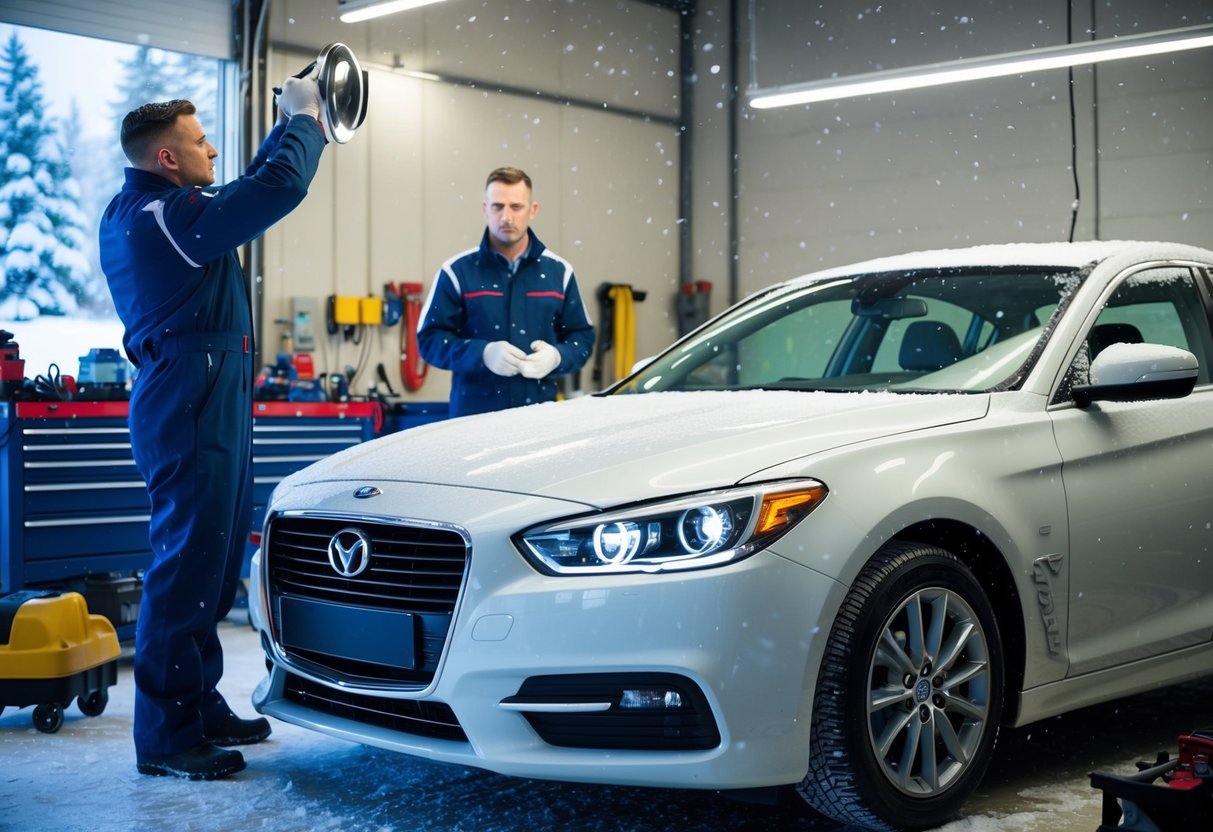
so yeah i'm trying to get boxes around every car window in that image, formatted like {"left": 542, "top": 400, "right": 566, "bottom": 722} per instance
{"left": 683, "top": 299, "right": 853, "bottom": 389}
{"left": 1056, "top": 266, "right": 1213, "bottom": 402}
{"left": 617, "top": 268, "right": 1084, "bottom": 395}
{"left": 871, "top": 297, "right": 980, "bottom": 373}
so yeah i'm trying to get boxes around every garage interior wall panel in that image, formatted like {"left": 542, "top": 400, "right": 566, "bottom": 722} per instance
{"left": 0, "top": 0, "right": 233, "bottom": 59}
{"left": 559, "top": 107, "right": 681, "bottom": 360}
{"left": 262, "top": 1, "right": 681, "bottom": 399}
{"left": 1093, "top": 54, "right": 1213, "bottom": 241}
{"left": 271, "top": 0, "right": 680, "bottom": 120}
{"left": 705, "top": 0, "right": 1213, "bottom": 301}
{"left": 368, "top": 70, "right": 427, "bottom": 305}
{"left": 687, "top": 1, "right": 735, "bottom": 323}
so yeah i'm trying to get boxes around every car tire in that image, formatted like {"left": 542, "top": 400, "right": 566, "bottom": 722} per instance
{"left": 797, "top": 541, "right": 1004, "bottom": 831}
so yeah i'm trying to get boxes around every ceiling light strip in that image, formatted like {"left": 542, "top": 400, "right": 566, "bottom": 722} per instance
{"left": 338, "top": 0, "right": 446, "bottom": 24}
{"left": 748, "top": 23, "right": 1213, "bottom": 109}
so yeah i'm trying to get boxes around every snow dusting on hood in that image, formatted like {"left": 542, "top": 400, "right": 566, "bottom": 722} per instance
{"left": 278, "top": 390, "right": 989, "bottom": 507}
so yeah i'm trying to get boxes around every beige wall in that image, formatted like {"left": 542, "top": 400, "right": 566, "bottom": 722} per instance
{"left": 262, "top": 0, "right": 682, "bottom": 401}
{"left": 261, "top": 0, "right": 1213, "bottom": 403}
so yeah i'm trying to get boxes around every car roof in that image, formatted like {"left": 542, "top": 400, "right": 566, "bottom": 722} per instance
{"left": 782, "top": 240, "right": 1211, "bottom": 286}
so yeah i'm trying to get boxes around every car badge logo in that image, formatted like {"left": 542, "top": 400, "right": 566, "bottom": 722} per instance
{"left": 353, "top": 486, "right": 381, "bottom": 499}
{"left": 328, "top": 528, "right": 372, "bottom": 577}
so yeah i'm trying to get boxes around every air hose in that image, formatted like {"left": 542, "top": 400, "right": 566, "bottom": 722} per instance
{"left": 398, "top": 282, "right": 427, "bottom": 391}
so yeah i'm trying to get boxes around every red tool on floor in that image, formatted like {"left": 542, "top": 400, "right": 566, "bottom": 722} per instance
{"left": 1090, "top": 729, "right": 1213, "bottom": 830}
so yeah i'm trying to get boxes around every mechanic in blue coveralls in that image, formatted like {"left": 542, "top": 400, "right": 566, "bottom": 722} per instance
{"left": 98, "top": 76, "right": 327, "bottom": 781}
{"left": 417, "top": 167, "right": 595, "bottom": 416}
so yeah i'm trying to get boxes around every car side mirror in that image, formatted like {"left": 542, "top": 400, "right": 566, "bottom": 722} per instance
{"left": 1072, "top": 342, "right": 1198, "bottom": 408}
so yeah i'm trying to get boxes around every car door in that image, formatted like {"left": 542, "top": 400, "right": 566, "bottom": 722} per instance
{"left": 1049, "top": 265, "right": 1213, "bottom": 676}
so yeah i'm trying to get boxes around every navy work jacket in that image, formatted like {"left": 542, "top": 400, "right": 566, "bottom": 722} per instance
{"left": 417, "top": 228, "right": 595, "bottom": 417}
{"left": 100, "top": 117, "right": 326, "bottom": 364}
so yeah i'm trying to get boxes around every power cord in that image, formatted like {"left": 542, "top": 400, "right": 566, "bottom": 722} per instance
{"left": 32, "top": 363, "right": 64, "bottom": 401}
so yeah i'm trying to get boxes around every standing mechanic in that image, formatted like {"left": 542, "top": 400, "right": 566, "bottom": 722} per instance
{"left": 418, "top": 166, "right": 594, "bottom": 416}
{"left": 98, "top": 77, "right": 327, "bottom": 781}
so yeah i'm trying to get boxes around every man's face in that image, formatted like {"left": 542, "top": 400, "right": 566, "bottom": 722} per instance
{"left": 483, "top": 180, "right": 537, "bottom": 251}
{"left": 162, "top": 114, "right": 217, "bottom": 187}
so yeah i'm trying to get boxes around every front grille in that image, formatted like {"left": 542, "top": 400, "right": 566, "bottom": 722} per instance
{"left": 507, "top": 673, "right": 721, "bottom": 751}
{"left": 283, "top": 672, "right": 467, "bottom": 743}
{"left": 266, "top": 514, "right": 469, "bottom": 685}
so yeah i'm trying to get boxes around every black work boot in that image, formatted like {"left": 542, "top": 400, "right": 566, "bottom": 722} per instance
{"left": 203, "top": 712, "right": 272, "bottom": 746}
{"left": 137, "top": 742, "right": 246, "bottom": 780}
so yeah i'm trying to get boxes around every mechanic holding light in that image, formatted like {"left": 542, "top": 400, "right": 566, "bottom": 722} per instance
{"left": 417, "top": 166, "right": 595, "bottom": 416}
{"left": 98, "top": 76, "right": 327, "bottom": 781}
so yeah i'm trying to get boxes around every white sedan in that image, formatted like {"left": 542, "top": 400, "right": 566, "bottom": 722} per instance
{"left": 250, "top": 240, "right": 1213, "bottom": 831}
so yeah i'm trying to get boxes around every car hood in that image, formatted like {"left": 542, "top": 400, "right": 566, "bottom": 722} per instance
{"left": 279, "top": 391, "right": 990, "bottom": 508}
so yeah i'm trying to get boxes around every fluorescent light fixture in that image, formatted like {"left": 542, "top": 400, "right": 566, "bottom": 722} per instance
{"left": 749, "top": 23, "right": 1213, "bottom": 109}
{"left": 338, "top": 0, "right": 446, "bottom": 24}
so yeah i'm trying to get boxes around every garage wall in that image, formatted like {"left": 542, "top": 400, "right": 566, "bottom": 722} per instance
{"left": 269, "top": 0, "right": 1213, "bottom": 397}
{"left": 689, "top": 0, "right": 1213, "bottom": 313}
{"left": 262, "top": 0, "right": 683, "bottom": 400}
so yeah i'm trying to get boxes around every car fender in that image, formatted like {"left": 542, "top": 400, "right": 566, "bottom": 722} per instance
{"left": 749, "top": 396, "right": 1071, "bottom": 690}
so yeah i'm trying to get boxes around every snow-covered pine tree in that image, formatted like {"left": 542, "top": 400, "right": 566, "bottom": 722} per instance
{"left": 108, "top": 45, "right": 219, "bottom": 176}
{"left": 0, "top": 31, "right": 89, "bottom": 319}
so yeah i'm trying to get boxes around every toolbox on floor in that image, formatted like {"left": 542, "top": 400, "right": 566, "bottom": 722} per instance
{"left": 1090, "top": 730, "right": 1213, "bottom": 831}
{"left": 0, "top": 590, "right": 120, "bottom": 733}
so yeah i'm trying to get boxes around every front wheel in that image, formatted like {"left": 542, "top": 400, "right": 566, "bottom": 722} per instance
{"left": 798, "top": 542, "right": 1004, "bottom": 831}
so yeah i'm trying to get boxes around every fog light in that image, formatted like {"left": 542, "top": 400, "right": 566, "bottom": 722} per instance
{"left": 619, "top": 688, "right": 683, "bottom": 709}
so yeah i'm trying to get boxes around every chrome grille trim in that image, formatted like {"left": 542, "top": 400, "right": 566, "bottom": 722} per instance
{"left": 264, "top": 510, "right": 471, "bottom": 690}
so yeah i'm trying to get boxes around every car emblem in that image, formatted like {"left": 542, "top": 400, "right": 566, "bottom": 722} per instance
{"left": 328, "top": 527, "right": 372, "bottom": 577}
{"left": 353, "top": 486, "right": 381, "bottom": 499}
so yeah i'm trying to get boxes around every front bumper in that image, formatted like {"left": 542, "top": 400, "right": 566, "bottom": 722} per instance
{"left": 250, "top": 481, "right": 843, "bottom": 790}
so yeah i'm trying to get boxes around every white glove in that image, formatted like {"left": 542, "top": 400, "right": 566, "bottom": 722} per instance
{"left": 520, "top": 340, "right": 560, "bottom": 379}
{"left": 483, "top": 341, "right": 527, "bottom": 376}
{"left": 277, "top": 71, "right": 322, "bottom": 121}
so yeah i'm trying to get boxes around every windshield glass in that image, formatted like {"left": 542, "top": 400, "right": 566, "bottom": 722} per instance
{"left": 614, "top": 267, "right": 1085, "bottom": 395}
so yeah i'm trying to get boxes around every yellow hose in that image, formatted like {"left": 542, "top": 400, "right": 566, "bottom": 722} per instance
{"left": 609, "top": 285, "right": 636, "bottom": 381}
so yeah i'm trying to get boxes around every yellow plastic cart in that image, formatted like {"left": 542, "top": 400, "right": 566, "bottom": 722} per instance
{"left": 0, "top": 591, "right": 121, "bottom": 733}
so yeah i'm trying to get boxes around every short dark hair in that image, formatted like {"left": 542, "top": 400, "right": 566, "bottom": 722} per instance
{"left": 120, "top": 99, "right": 197, "bottom": 165}
{"left": 486, "top": 166, "right": 532, "bottom": 192}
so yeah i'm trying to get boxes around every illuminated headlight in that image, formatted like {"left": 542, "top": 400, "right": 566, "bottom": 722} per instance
{"left": 516, "top": 479, "right": 827, "bottom": 575}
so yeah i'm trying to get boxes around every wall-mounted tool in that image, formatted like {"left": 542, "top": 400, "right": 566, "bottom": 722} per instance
{"left": 387, "top": 282, "right": 428, "bottom": 392}
{"left": 592, "top": 283, "right": 647, "bottom": 390}
{"left": 677, "top": 280, "right": 713, "bottom": 336}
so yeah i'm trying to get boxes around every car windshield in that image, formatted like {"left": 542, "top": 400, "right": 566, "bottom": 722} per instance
{"left": 614, "top": 267, "right": 1086, "bottom": 395}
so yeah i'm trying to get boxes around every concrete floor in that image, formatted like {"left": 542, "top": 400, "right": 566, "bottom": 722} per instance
{"left": 2, "top": 615, "right": 1209, "bottom": 832}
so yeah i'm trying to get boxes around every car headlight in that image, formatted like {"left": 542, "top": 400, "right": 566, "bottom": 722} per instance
{"left": 515, "top": 479, "right": 827, "bottom": 575}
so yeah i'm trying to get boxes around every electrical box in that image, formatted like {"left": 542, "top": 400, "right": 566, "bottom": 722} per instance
{"left": 331, "top": 296, "right": 361, "bottom": 327}
{"left": 360, "top": 297, "right": 383, "bottom": 326}
{"left": 291, "top": 297, "right": 319, "bottom": 352}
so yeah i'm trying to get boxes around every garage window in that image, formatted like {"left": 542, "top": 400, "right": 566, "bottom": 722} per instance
{"left": 0, "top": 21, "right": 235, "bottom": 379}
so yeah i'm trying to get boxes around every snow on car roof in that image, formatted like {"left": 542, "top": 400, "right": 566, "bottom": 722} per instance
{"left": 782, "top": 240, "right": 1188, "bottom": 286}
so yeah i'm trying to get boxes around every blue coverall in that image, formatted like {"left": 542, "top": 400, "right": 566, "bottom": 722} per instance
{"left": 417, "top": 228, "right": 595, "bottom": 416}
{"left": 98, "top": 116, "right": 326, "bottom": 758}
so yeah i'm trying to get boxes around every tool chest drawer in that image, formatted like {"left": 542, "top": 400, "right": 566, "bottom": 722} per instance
{"left": 1, "top": 403, "right": 152, "bottom": 595}
{"left": 246, "top": 402, "right": 381, "bottom": 568}
{"left": 3, "top": 401, "right": 382, "bottom": 600}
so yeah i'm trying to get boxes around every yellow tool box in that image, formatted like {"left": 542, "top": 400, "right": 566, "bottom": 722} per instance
{"left": 0, "top": 590, "right": 121, "bottom": 733}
